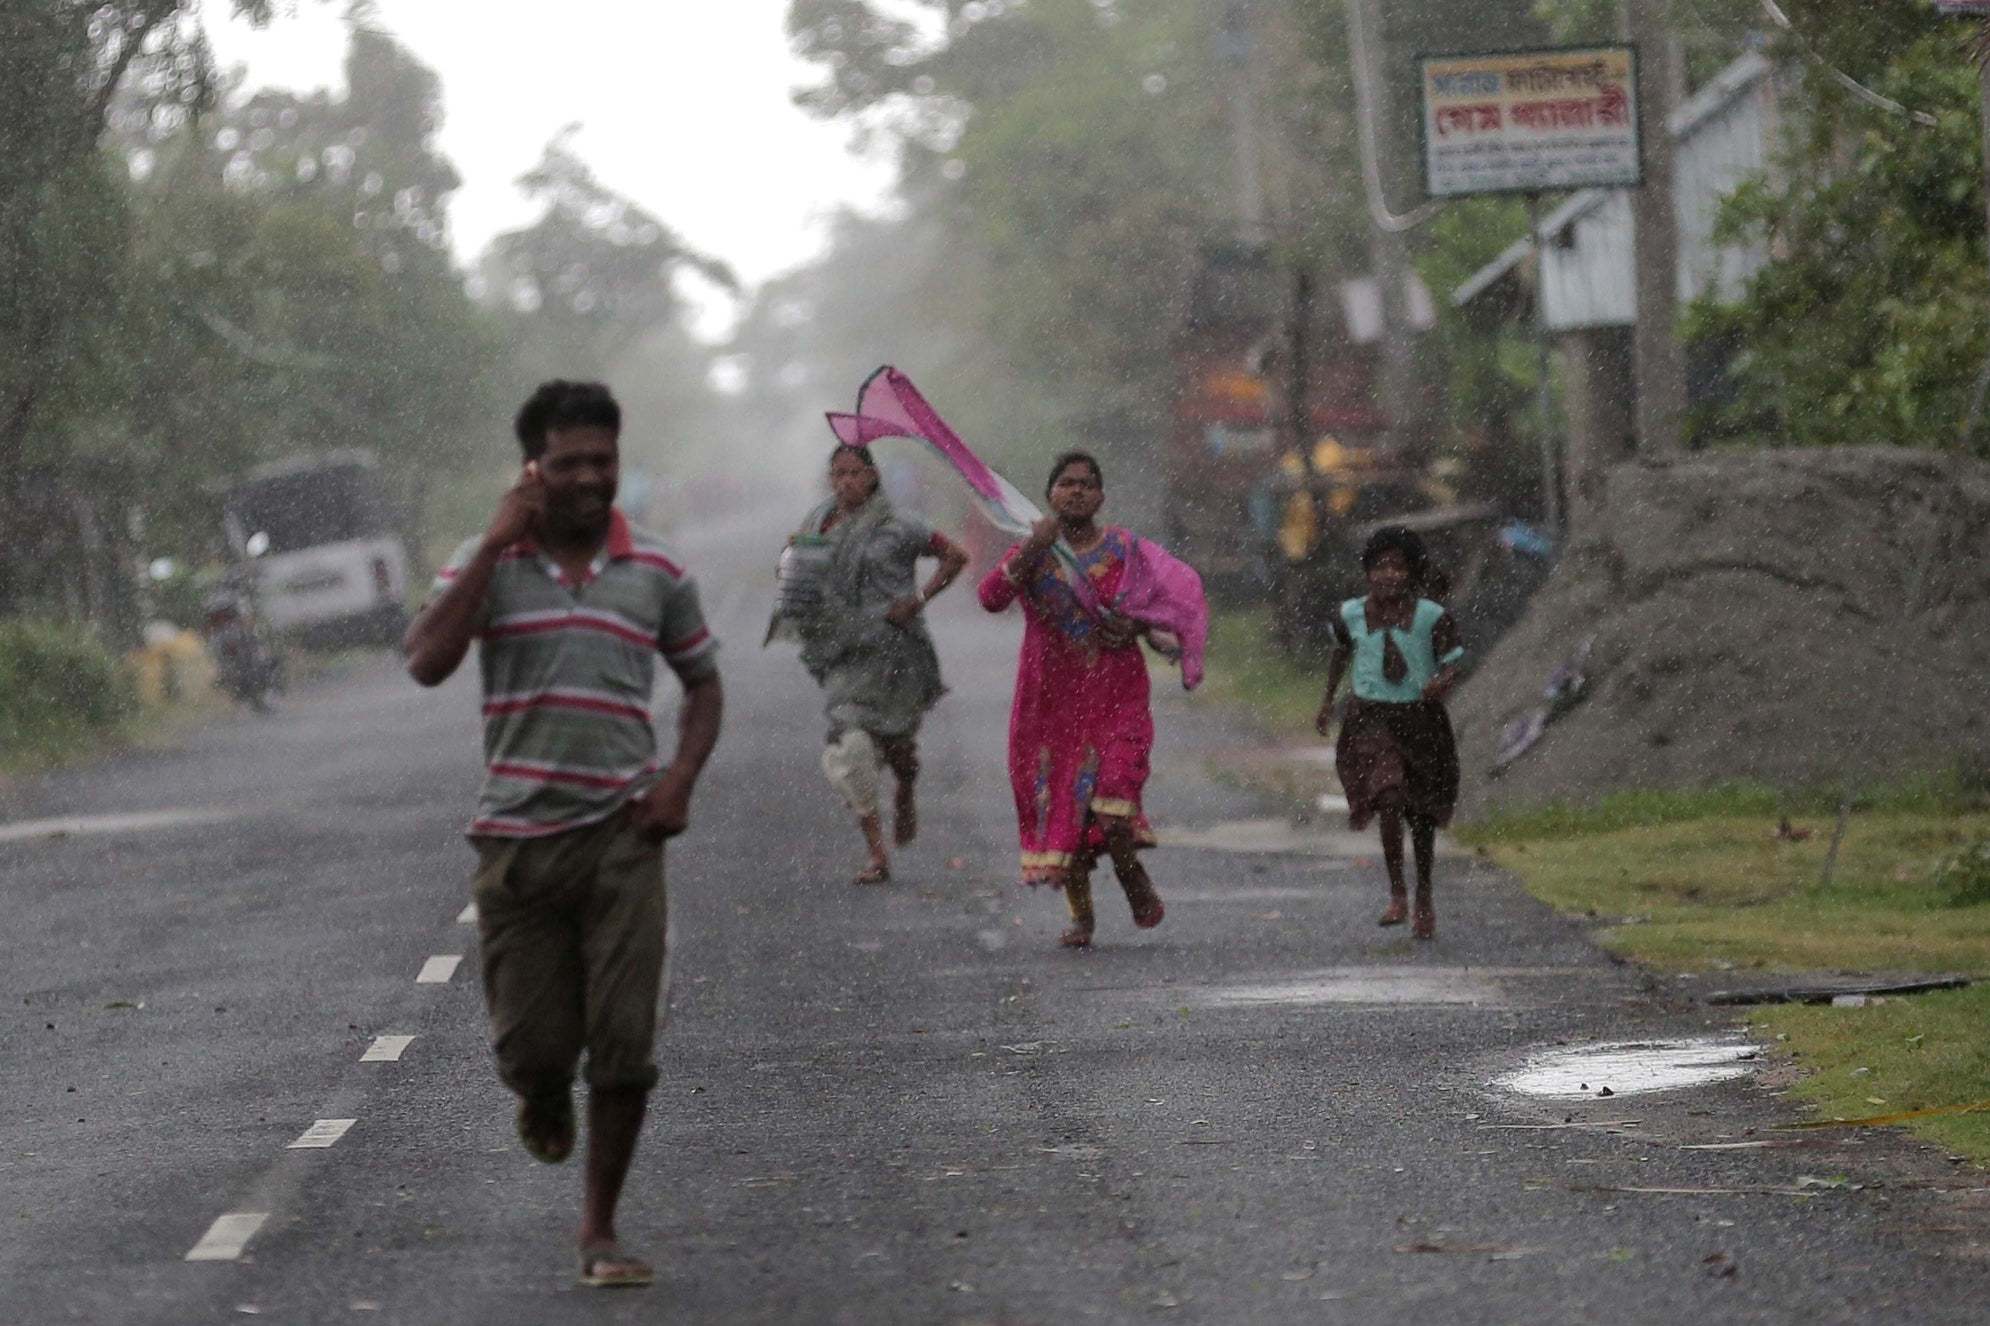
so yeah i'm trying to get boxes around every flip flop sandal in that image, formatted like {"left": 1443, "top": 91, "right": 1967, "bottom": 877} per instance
{"left": 516, "top": 1093, "right": 574, "bottom": 1164}
{"left": 852, "top": 863, "right": 891, "bottom": 886}
{"left": 579, "top": 1244, "right": 654, "bottom": 1289}
{"left": 1058, "top": 926, "right": 1094, "bottom": 949}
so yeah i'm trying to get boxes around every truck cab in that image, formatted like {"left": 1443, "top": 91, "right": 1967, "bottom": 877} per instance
{"left": 223, "top": 449, "right": 410, "bottom": 647}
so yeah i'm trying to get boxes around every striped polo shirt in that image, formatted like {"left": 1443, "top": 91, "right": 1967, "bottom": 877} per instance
{"left": 433, "top": 508, "right": 719, "bottom": 838}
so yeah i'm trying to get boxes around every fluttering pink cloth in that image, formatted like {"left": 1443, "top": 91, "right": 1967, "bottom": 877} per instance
{"left": 827, "top": 365, "right": 1208, "bottom": 689}
{"left": 1115, "top": 537, "right": 1209, "bottom": 691}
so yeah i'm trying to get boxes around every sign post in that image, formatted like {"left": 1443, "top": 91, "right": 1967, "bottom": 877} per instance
{"left": 1417, "top": 45, "right": 1644, "bottom": 538}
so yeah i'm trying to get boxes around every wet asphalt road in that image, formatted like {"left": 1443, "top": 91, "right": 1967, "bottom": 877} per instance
{"left": 4, "top": 510, "right": 1990, "bottom": 1325}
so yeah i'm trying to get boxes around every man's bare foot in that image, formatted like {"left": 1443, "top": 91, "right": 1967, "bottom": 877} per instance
{"left": 578, "top": 1241, "right": 654, "bottom": 1288}
{"left": 1378, "top": 896, "right": 1409, "bottom": 927}
{"left": 893, "top": 787, "right": 918, "bottom": 847}
{"left": 853, "top": 860, "right": 890, "bottom": 885}
{"left": 1058, "top": 925, "right": 1093, "bottom": 949}
{"left": 516, "top": 1092, "right": 575, "bottom": 1164}
{"left": 1412, "top": 905, "right": 1436, "bottom": 940}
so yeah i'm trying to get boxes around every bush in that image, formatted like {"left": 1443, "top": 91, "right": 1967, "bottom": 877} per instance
{"left": 0, "top": 619, "right": 137, "bottom": 758}
{"left": 1934, "top": 837, "right": 1990, "bottom": 909}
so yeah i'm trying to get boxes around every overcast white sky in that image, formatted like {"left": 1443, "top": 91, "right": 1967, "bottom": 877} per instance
{"left": 200, "top": 1, "right": 904, "bottom": 335}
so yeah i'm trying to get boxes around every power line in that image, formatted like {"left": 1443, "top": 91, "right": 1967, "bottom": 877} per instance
{"left": 1343, "top": 0, "right": 1444, "bottom": 234}
{"left": 1756, "top": 0, "right": 1940, "bottom": 127}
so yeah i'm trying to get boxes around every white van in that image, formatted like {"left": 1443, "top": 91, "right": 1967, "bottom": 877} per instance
{"left": 223, "top": 449, "right": 410, "bottom": 646}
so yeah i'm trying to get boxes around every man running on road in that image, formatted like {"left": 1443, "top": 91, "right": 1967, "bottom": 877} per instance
{"left": 404, "top": 379, "right": 723, "bottom": 1288}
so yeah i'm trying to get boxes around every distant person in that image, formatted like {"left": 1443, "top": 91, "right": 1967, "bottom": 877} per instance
{"left": 768, "top": 445, "right": 970, "bottom": 884}
{"left": 978, "top": 451, "right": 1177, "bottom": 948}
{"left": 1314, "top": 526, "right": 1463, "bottom": 940}
{"left": 403, "top": 380, "right": 723, "bottom": 1289}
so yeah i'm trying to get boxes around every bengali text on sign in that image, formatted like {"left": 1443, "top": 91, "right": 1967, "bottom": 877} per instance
{"left": 1420, "top": 46, "right": 1641, "bottom": 199}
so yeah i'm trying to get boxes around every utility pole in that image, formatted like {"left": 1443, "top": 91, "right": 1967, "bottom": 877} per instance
{"left": 1220, "top": 0, "right": 1266, "bottom": 239}
{"left": 1348, "top": 0, "right": 1423, "bottom": 458}
{"left": 1624, "top": 0, "right": 1688, "bottom": 459}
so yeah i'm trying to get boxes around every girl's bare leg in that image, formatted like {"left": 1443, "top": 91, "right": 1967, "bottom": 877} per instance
{"left": 1100, "top": 816, "right": 1164, "bottom": 929}
{"left": 880, "top": 737, "right": 920, "bottom": 847}
{"left": 1409, "top": 814, "right": 1438, "bottom": 940}
{"left": 1377, "top": 806, "right": 1409, "bottom": 926}
{"left": 854, "top": 813, "right": 890, "bottom": 884}
{"left": 1060, "top": 857, "right": 1096, "bottom": 948}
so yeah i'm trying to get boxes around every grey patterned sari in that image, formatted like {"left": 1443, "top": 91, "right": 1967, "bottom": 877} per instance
{"left": 781, "top": 495, "right": 946, "bottom": 739}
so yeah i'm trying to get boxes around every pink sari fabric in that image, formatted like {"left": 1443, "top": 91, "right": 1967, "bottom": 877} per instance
{"left": 979, "top": 529, "right": 1158, "bottom": 887}
{"left": 1116, "top": 537, "right": 1209, "bottom": 691}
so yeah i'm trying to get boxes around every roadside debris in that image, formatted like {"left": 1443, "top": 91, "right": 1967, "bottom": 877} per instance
{"left": 1776, "top": 1098, "right": 1990, "bottom": 1130}
{"left": 1704, "top": 975, "right": 1971, "bottom": 1007}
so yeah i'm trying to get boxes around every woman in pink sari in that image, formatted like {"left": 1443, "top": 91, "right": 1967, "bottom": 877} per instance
{"left": 978, "top": 452, "right": 1168, "bottom": 948}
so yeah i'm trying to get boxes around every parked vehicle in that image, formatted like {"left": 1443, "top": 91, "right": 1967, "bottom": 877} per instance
{"left": 222, "top": 450, "right": 410, "bottom": 647}
{"left": 201, "top": 565, "right": 285, "bottom": 712}
{"left": 1163, "top": 244, "right": 1392, "bottom": 598}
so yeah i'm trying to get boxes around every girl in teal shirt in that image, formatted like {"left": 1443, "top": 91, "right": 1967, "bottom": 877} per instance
{"left": 1313, "top": 527, "right": 1464, "bottom": 940}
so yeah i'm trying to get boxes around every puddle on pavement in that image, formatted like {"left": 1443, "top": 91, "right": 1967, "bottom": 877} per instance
{"left": 1164, "top": 886, "right": 1331, "bottom": 903}
{"left": 1495, "top": 1037, "right": 1762, "bottom": 1100}
{"left": 1195, "top": 966, "right": 1511, "bottom": 1008}
{"left": 1159, "top": 818, "right": 1467, "bottom": 859}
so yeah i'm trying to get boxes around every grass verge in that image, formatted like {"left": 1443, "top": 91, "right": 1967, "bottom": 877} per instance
{"left": 1458, "top": 778, "right": 1990, "bottom": 1160}
{"left": 1190, "top": 607, "right": 1339, "bottom": 804}
{"left": 1195, "top": 607, "right": 1324, "bottom": 738}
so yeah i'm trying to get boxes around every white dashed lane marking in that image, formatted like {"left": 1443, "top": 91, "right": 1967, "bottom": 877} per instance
{"left": 287, "top": 1119, "right": 357, "bottom": 1150}
{"left": 185, "top": 1212, "right": 269, "bottom": 1262}
{"left": 360, "top": 1035, "right": 416, "bottom": 1063}
{"left": 188, "top": 835, "right": 482, "bottom": 1271}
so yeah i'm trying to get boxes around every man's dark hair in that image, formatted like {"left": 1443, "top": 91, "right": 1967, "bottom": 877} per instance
{"left": 1360, "top": 524, "right": 1431, "bottom": 588}
{"left": 1045, "top": 449, "right": 1103, "bottom": 498}
{"left": 514, "top": 380, "right": 621, "bottom": 460}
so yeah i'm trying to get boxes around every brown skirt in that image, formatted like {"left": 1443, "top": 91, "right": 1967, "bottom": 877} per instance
{"left": 1335, "top": 697, "right": 1460, "bottom": 831}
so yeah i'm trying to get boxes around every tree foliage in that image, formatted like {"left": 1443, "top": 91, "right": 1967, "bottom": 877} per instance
{"left": 110, "top": 22, "right": 508, "bottom": 555}
{"left": 1689, "top": 10, "right": 1990, "bottom": 452}
{"left": 477, "top": 131, "right": 736, "bottom": 488}
{"left": 0, "top": 1, "right": 278, "bottom": 614}
{"left": 786, "top": 0, "right": 1293, "bottom": 448}
{"left": 0, "top": 7, "right": 537, "bottom": 623}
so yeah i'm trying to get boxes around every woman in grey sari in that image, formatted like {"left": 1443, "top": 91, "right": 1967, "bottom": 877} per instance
{"left": 776, "top": 446, "right": 969, "bottom": 883}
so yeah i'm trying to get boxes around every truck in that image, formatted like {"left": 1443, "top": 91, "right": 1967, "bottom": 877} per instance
{"left": 1162, "top": 244, "right": 1393, "bottom": 597}
{"left": 222, "top": 449, "right": 410, "bottom": 647}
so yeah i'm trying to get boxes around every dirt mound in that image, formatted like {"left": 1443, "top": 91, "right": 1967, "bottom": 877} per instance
{"left": 1452, "top": 447, "right": 1990, "bottom": 816}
